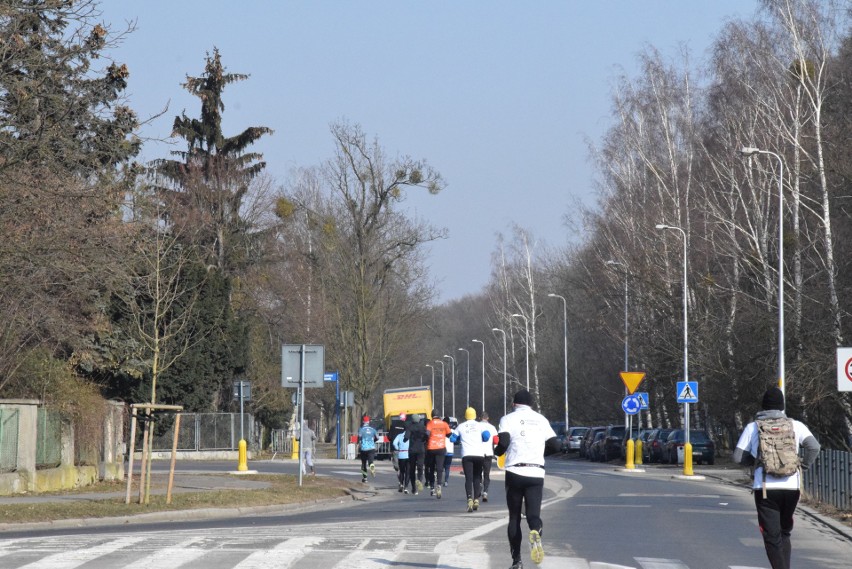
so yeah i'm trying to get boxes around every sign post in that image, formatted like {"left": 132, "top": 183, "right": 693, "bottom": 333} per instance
{"left": 324, "top": 371, "right": 340, "bottom": 458}
{"left": 281, "top": 345, "right": 325, "bottom": 486}
{"left": 619, "top": 372, "right": 646, "bottom": 470}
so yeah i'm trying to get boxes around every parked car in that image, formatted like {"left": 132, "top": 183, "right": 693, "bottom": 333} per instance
{"left": 588, "top": 431, "right": 607, "bottom": 462}
{"left": 601, "top": 425, "right": 626, "bottom": 461}
{"left": 620, "top": 428, "right": 650, "bottom": 460}
{"left": 663, "top": 429, "right": 716, "bottom": 465}
{"left": 644, "top": 428, "right": 675, "bottom": 463}
{"left": 564, "top": 426, "right": 589, "bottom": 453}
{"left": 580, "top": 426, "right": 605, "bottom": 459}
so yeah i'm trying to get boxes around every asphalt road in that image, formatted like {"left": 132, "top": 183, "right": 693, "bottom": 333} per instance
{"left": 0, "top": 454, "right": 850, "bottom": 568}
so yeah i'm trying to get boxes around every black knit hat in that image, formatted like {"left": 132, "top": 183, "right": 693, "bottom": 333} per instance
{"left": 761, "top": 387, "right": 785, "bottom": 411}
{"left": 513, "top": 389, "right": 533, "bottom": 406}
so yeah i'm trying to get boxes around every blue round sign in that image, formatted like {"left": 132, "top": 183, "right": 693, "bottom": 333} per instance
{"left": 622, "top": 394, "right": 641, "bottom": 415}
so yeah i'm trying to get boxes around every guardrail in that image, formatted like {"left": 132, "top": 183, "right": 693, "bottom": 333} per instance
{"left": 802, "top": 448, "right": 851, "bottom": 511}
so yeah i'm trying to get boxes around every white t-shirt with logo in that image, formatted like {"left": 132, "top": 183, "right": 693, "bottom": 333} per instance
{"left": 498, "top": 405, "right": 557, "bottom": 479}
{"left": 480, "top": 421, "right": 497, "bottom": 457}
{"left": 457, "top": 419, "right": 486, "bottom": 457}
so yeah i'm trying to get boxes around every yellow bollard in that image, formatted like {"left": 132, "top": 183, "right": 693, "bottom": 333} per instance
{"left": 682, "top": 442, "right": 693, "bottom": 476}
{"left": 291, "top": 438, "right": 299, "bottom": 460}
{"left": 635, "top": 439, "right": 643, "bottom": 465}
{"left": 237, "top": 439, "right": 248, "bottom": 471}
{"left": 625, "top": 439, "right": 635, "bottom": 469}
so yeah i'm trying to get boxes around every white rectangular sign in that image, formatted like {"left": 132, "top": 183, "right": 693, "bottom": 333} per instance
{"left": 837, "top": 347, "right": 852, "bottom": 392}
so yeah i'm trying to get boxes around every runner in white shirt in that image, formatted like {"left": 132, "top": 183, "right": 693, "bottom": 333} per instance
{"left": 495, "top": 390, "right": 560, "bottom": 569}
{"left": 479, "top": 411, "right": 498, "bottom": 502}
{"left": 733, "top": 386, "right": 820, "bottom": 569}
{"left": 456, "top": 407, "right": 491, "bottom": 512}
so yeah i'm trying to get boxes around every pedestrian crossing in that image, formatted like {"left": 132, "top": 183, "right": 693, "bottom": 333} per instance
{"left": 0, "top": 520, "right": 770, "bottom": 569}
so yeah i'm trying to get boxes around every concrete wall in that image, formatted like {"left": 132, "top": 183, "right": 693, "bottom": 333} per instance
{"left": 0, "top": 399, "right": 126, "bottom": 496}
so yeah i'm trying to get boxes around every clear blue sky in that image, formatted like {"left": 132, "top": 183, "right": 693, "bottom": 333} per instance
{"left": 99, "top": 1, "right": 758, "bottom": 304}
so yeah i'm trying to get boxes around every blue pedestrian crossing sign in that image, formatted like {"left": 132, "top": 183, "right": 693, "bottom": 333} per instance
{"left": 622, "top": 394, "right": 642, "bottom": 415}
{"left": 636, "top": 392, "right": 649, "bottom": 409}
{"left": 676, "top": 381, "right": 699, "bottom": 403}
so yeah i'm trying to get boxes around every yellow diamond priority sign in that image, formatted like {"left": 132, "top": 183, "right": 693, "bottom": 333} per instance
{"left": 620, "top": 371, "right": 646, "bottom": 395}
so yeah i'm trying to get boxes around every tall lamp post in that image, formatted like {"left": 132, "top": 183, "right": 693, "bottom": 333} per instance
{"left": 511, "top": 313, "right": 530, "bottom": 390}
{"left": 656, "top": 223, "right": 693, "bottom": 476}
{"left": 458, "top": 347, "right": 470, "bottom": 408}
{"left": 425, "top": 364, "right": 435, "bottom": 398}
{"left": 435, "top": 360, "right": 445, "bottom": 417}
{"left": 492, "top": 328, "right": 508, "bottom": 415}
{"left": 740, "top": 146, "right": 785, "bottom": 397}
{"left": 547, "top": 293, "right": 569, "bottom": 431}
{"left": 443, "top": 354, "right": 456, "bottom": 419}
{"left": 472, "top": 339, "right": 485, "bottom": 412}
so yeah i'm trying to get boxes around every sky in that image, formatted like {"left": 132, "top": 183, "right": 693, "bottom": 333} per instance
{"left": 98, "top": 1, "right": 760, "bottom": 304}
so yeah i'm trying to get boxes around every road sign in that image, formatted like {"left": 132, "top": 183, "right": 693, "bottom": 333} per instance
{"left": 636, "top": 392, "right": 649, "bottom": 409}
{"left": 232, "top": 380, "right": 251, "bottom": 401}
{"left": 619, "top": 371, "right": 646, "bottom": 394}
{"left": 622, "top": 394, "right": 641, "bottom": 415}
{"left": 324, "top": 372, "right": 339, "bottom": 382}
{"left": 676, "top": 381, "right": 699, "bottom": 403}
{"left": 837, "top": 348, "right": 852, "bottom": 392}
{"left": 281, "top": 344, "right": 325, "bottom": 388}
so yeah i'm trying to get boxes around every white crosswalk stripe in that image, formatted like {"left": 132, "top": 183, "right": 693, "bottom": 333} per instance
{"left": 13, "top": 536, "right": 145, "bottom": 568}
{"left": 0, "top": 521, "right": 769, "bottom": 568}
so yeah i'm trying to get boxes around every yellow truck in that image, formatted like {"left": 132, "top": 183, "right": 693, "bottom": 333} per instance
{"left": 377, "top": 385, "right": 433, "bottom": 459}
{"left": 383, "top": 385, "right": 433, "bottom": 431}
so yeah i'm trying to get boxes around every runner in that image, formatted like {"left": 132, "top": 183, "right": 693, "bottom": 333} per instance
{"left": 357, "top": 415, "right": 379, "bottom": 483}
{"left": 425, "top": 410, "right": 451, "bottom": 498}
{"left": 457, "top": 407, "right": 489, "bottom": 512}
{"left": 405, "top": 413, "right": 428, "bottom": 494}
{"left": 443, "top": 416, "right": 457, "bottom": 487}
{"left": 479, "top": 411, "right": 497, "bottom": 502}
{"left": 495, "top": 390, "right": 560, "bottom": 568}
{"left": 393, "top": 425, "right": 410, "bottom": 493}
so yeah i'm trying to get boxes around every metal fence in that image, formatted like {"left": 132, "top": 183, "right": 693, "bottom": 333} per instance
{"left": 802, "top": 448, "right": 851, "bottom": 511}
{"left": 0, "top": 409, "right": 19, "bottom": 473}
{"left": 35, "top": 407, "right": 61, "bottom": 469}
{"left": 150, "top": 412, "right": 258, "bottom": 451}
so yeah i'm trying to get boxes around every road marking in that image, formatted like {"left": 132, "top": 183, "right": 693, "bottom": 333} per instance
{"left": 16, "top": 536, "right": 144, "bottom": 568}
{"left": 123, "top": 537, "right": 207, "bottom": 568}
{"left": 233, "top": 536, "right": 323, "bottom": 568}
{"left": 636, "top": 558, "right": 689, "bottom": 569}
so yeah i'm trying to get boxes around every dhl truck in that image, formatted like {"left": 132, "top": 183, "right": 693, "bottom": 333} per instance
{"left": 375, "top": 386, "right": 433, "bottom": 458}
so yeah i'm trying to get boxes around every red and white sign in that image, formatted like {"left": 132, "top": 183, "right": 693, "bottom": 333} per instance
{"left": 836, "top": 348, "right": 852, "bottom": 392}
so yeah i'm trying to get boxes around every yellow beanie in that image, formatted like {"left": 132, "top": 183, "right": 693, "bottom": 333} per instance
{"left": 464, "top": 407, "right": 476, "bottom": 421}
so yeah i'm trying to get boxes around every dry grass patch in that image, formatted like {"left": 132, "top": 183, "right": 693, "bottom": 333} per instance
{"left": 0, "top": 474, "right": 355, "bottom": 525}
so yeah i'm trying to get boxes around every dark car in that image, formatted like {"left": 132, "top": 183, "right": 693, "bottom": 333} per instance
{"left": 580, "top": 426, "right": 605, "bottom": 459}
{"left": 564, "top": 426, "right": 589, "bottom": 453}
{"left": 601, "top": 425, "right": 626, "bottom": 462}
{"left": 588, "top": 431, "right": 607, "bottom": 462}
{"left": 644, "top": 428, "right": 675, "bottom": 463}
{"left": 663, "top": 429, "right": 716, "bottom": 465}
{"left": 620, "top": 428, "right": 650, "bottom": 461}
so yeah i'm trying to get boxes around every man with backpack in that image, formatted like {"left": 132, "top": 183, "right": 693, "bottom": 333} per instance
{"left": 733, "top": 386, "right": 820, "bottom": 569}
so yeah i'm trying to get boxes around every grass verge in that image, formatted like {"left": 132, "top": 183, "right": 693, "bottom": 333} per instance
{"left": 0, "top": 474, "right": 355, "bottom": 525}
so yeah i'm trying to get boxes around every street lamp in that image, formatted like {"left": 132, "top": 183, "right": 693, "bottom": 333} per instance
{"left": 547, "top": 293, "right": 569, "bottom": 431}
{"left": 656, "top": 223, "right": 693, "bottom": 476}
{"left": 472, "top": 339, "right": 485, "bottom": 412}
{"left": 492, "top": 328, "right": 508, "bottom": 416}
{"left": 458, "top": 347, "right": 470, "bottom": 408}
{"left": 435, "top": 360, "right": 445, "bottom": 417}
{"left": 740, "top": 146, "right": 786, "bottom": 397}
{"left": 443, "top": 354, "right": 456, "bottom": 419}
{"left": 511, "top": 313, "right": 530, "bottom": 390}
{"left": 425, "top": 364, "right": 435, "bottom": 397}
